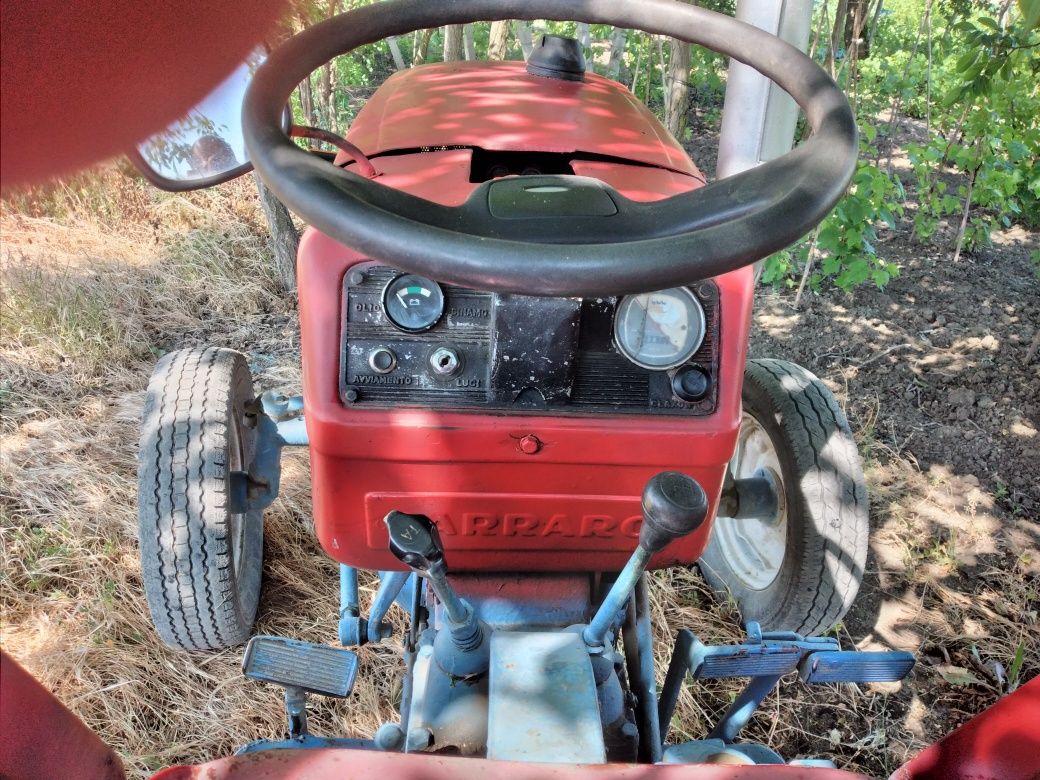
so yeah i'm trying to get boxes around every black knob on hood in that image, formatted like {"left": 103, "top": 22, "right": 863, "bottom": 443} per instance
{"left": 526, "top": 35, "right": 586, "bottom": 82}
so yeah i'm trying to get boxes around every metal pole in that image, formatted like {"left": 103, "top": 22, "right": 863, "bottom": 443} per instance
{"left": 583, "top": 546, "right": 652, "bottom": 648}
{"left": 707, "top": 674, "right": 783, "bottom": 743}
{"left": 716, "top": 0, "right": 815, "bottom": 179}
{"left": 339, "top": 564, "right": 359, "bottom": 619}
{"left": 623, "top": 576, "right": 662, "bottom": 763}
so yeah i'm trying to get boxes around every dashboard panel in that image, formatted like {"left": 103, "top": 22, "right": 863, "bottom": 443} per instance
{"left": 340, "top": 263, "right": 720, "bottom": 416}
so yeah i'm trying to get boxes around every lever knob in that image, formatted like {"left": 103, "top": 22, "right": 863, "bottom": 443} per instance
{"left": 638, "top": 471, "right": 709, "bottom": 554}
{"left": 385, "top": 511, "right": 445, "bottom": 573}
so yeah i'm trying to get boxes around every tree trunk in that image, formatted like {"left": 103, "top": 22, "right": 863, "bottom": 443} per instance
{"left": 317, "top": 64, "right": 334, "bottom": 128}
{"left": 576, "top": 22, "right": 591, "bottom": 56}
{"left": 606, "top": 28, "right": 627, "bottom": 80}
{"left": 866, "top": 0, "right": 885, "bottom": 56}
{"left": 254, "top": 174, "right": 300, "bottom": 294}
{"left": 387, "top": 37, "right": 406, "bottom": 70}
{"left": 630, "top": 36, "right": 644, "bottom": 94}
{"left": 443, "top": 25, "right": 464, "bottom": 61}
{"left": 654, "top": 36, "right": 667, "bottom": 113}
{"left": 463, "top": 24, "right": 476, "bottom": 61}
{"left": 844, "top": 0, "right": 869, "bottom": 50}
{"left": 826, "top": 0, "right": 849, "bottom": 77}
{"left": 412, "top": 28, "right": 434, "bottom": 66}
{"left": 488, "top": 20, "right": 511, "bottom": 60}
{"left": 298, "top": 76, "right": 316, "bottom": 126}
{"left": 665, "top": 36, "right": 691, "bottom": 140}
{"left": 316, "top": 0, "right": 339, "bottom": 128}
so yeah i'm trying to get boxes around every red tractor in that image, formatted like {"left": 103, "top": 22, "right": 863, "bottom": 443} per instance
{"left": 4, "top": 1, "right": 1036, "bottom": 779}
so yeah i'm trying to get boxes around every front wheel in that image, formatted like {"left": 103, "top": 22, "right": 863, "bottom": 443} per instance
{"left": 137, "top": 347, "right": 264, "bottom": 650}
{"left": 699, "top": 359, "right": 868, "bottom": 636}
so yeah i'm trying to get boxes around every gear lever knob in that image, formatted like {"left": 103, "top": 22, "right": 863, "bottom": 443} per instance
{"left": 386, "top": 511, "right": 446, "bottom": 574}
{"left": 638, "top": 471, "right": 710, "bottom": 554}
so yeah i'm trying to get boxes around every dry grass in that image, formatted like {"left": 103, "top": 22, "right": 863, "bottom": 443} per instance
{"left": 1, "top": 170, "right": 1035, "bottom": 778}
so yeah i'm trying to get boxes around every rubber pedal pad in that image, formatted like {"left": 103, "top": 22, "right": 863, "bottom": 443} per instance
{"left": 242, "top": 636, "right": 359, "bottom": 697}
{"left": 691, "top": 643, "right": 803, "bottom": 679}
{"left": 799, "top": 650, "right": 915, "bottom": 684}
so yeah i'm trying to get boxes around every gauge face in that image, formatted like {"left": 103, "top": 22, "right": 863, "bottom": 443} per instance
{"left": 382, "top": 273, "right": 445, "bottom": 332}
{"left": 613, "top": 287, "right": 706, "bottom": 370}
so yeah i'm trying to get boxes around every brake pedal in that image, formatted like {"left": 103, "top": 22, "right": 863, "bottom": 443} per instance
{"left": 690, "top": 639, "right": 804, "bottom": 679}
{"left": 799, "top": 650, "right": 915, "bottom": 684}
{"left": 243, "top": 636, "right": 359, "bottom": 698}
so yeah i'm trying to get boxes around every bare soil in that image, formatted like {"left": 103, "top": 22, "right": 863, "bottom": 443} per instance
{"left": 2, "top": 131, "right": 1037, "bottom": 777}
{"left": 685, "top": 109, "right": 1039, "bottom": 774}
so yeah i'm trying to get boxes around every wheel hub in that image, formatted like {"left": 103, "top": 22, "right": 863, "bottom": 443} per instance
{"left": 713, "top": 412, "right": 788, "bottom": 591}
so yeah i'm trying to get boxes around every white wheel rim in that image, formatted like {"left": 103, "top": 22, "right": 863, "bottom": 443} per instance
{"left": 713, "top": 412, "right": 788, "bottom": 591}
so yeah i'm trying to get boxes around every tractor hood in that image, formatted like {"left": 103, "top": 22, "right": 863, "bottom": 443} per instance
{"left": 344, "top": 61, "right": 701, "bottom": 178}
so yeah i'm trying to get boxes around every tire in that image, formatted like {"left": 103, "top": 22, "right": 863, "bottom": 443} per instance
{"left": 699, "top": 358, "right": 868, "bottom": 635}
{"left": 138, "top": 347, "right": 263, "bottom": 650}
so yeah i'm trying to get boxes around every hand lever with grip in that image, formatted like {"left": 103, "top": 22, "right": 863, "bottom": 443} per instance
{"left": 583, "top": 472, "right": 708, "bottom": 649}
{"left": 385, "top": 511, "right": 489, "bottom": 675}
{"left": 386, "top": 511, "right": 469, "bottom": 625}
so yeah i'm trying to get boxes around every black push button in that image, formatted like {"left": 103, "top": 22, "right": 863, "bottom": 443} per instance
{"left": 368, "top": 347, "right": 397, "bottom": 374}
{"left": 672, "top": 365, "right": 711, "bottom": 403}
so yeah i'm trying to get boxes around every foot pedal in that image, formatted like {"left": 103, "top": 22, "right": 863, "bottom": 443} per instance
{"left": 691, "top": 639, "right": 804, "bottom": 679}
{"left": 799, "top": 650, "right": 915, "bottom": 684}
{"left": 243, "top": 636, "right": 359, "bottom": 697}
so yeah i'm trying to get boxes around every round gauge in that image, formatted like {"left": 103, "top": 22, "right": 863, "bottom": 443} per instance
{"left": 382, "top": 273, "right": 445, "bottom": 333}
{"left": 613, "top": 287, "right": 706, "bottom": 370}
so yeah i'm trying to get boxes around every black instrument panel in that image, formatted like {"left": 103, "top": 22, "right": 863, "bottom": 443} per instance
{"left": 340, "top": 263, "right": 720, "bottom": 416}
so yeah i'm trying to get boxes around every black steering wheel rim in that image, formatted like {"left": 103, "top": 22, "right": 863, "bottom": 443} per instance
{"left": 243, "top": 0, "right": 857, "bottom": 296}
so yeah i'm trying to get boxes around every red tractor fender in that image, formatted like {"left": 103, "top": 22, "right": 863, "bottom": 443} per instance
{"left": 151, "top": 751, "right": 862, "bottom": 780}
{"left": 0, "top": 650, "right": 126, "bottom": 780}
{"left": 889, "top": 675, "right": 1040, "bottom": 780}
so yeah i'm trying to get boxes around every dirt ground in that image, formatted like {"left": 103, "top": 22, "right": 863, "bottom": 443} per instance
{"left": 1, "top": 131, "right": 1037, "bottom": 777}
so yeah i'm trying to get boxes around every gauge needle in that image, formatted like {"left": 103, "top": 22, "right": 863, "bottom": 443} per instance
{"left": 636, "top": 297, "right": 650, "bottom": 353}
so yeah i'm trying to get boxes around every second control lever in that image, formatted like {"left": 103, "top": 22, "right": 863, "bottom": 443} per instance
{"left": 583, "top": 472, "right": 709, "bottom": 649}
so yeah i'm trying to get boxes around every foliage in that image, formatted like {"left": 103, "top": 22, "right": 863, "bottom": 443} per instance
{"left": 764, "top": 0, "right": 1039, "bottom": 293}
{"left": 763, "top": 156, "right": 903, "bottom": 291}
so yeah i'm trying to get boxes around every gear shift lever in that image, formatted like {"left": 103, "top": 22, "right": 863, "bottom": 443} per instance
{"left": 385, "top": 511, "right": 489, "bottom": 676}
{"left": 583, "top": 472, "right": 708, "bottom": 649}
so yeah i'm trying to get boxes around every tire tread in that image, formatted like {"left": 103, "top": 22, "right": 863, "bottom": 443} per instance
{"left": 138, "top": 347, "right": 260, "bottom": 651}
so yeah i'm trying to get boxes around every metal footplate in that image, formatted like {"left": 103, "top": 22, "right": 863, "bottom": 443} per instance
{"left": 659, "top": 622, "right": 915, "bottom": 748}
{"left": 238, "top": 636, "right": 374, "bottom": 755}
{"left": 243, "top": 636, "right": 359, "bottom": 697}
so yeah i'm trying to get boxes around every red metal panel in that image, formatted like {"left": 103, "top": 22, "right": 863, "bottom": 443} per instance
{"left": 298, "top": 145, "right": 755, "bottom": 573}
{"left": 341, "top": 61, "right": 703, "bottom": 178}
{"left": 0, "top": 651, "right": 126, "bottom": 780}
{"left": 891, "top": 676, "right": 1040, "bottom": 780}
{"left": 151, "top": 749, "right": 866, "bottom": 780}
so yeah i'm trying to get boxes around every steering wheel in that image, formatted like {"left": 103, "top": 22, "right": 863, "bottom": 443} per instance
{"left": 243, "top": 0, "right": 857, "bottom": 297}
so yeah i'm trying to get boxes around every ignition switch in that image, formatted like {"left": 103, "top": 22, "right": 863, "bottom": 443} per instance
{"left": 429, "top": 346, "right": 461, "bottom": 377}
